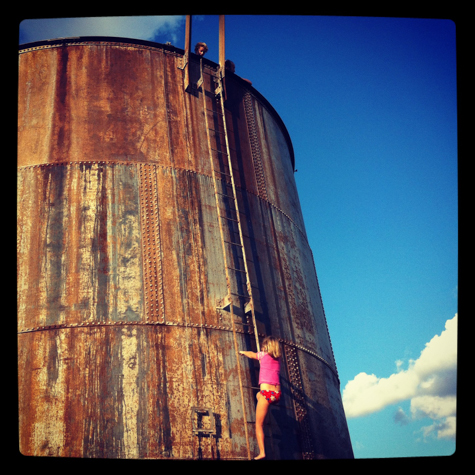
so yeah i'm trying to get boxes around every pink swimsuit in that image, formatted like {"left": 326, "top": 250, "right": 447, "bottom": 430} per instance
{"left": 257, "top": 352, "right": 281, "bottom": 404}
{"left": 257, "top": 351, "right": 280, "bottom": 385}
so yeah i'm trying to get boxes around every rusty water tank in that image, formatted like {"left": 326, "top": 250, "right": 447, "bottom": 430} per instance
{"left": 17, "top": 37, "right": 353, "bottom": 460}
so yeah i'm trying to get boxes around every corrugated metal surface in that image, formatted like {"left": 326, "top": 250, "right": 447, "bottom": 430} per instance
{"left": 18, "top": 38, "right": 353, "bottom": 459}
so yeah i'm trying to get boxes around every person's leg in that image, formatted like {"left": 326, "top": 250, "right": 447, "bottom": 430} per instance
{"left": 255, "top": 392, "right": 269, "bottom": 460}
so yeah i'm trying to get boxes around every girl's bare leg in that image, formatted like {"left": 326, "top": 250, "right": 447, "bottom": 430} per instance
{"left": 255, "top": 392, "right": 269, "bottom": 460}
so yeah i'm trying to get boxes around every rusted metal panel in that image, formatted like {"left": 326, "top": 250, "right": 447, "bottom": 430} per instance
{"left": 18, "top": 39, "right": 352, "bottom": 459}
{"left": 18, "top": 325, "right": 257, "bottom": 458}
{"left": 249, "top": 96, "right": 306, "bottom": 234}
{"left": 298, "top": 350, "right": 354, "bottom": 459}
{"left": 17, "top": 163, "right": 144, "bottom": 329}
{"left": 18, "top": 43, "right": 213, "bottom": 177}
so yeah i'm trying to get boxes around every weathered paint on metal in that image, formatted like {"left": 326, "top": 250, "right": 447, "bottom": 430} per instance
{"left": 18, "top": 38, "right": 353, "bottom": 459}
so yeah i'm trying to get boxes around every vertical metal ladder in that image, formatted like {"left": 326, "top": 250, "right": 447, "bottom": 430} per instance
{"left": 201, "top": 61, "right": 261, "bottom": 461}
{"left": 181, "top": 15, "right": 259, "bottom": 350}
{"left": 203, "top": 70, "right": 260, "bottom": 352}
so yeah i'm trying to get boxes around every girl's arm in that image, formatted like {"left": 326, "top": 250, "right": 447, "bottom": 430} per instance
{"left": 239, "top": 350, "right": 258, "bottom": 359}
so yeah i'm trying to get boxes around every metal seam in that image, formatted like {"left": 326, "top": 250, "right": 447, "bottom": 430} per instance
{"left": 19, "top": 41, "right": 181, "bottom": 56}
{"left": 284, "top": 345, "right": 316, "bottom": 460}
{"left": 243, "top": 91, "right": 268, "bottom": 201}
{"left": 138, "top": 163, "right": 165, "bottom": 324}
{"left": 16, "top": 320, "right": 338, "bottom": 379}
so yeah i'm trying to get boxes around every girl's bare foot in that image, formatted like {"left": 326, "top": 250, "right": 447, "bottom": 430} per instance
{"left": 253, "top": 453, "right": 266, "bottom": 460}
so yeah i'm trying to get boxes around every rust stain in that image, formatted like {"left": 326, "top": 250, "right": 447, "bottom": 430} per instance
{"left": 18, "top": 39, "right": 353, "bottom": 459}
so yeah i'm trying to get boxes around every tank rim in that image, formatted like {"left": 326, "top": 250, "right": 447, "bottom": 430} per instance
{"left": 19, "top": 35, "right": 295, "bottom": 170}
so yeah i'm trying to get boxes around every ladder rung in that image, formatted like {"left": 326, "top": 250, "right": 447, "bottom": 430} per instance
{"left": 224, "top": 240, "right": 243, "bottom": 247}
{"left": 209, "top": 128, "right": 226, "bottom": 135}
{"left": 216, "top": 192, "right": 235, "bottom": 199}
{"left": 228, "top": 266, "right": 247, "bottom": 273}
{"left": 231, "top": 292, "right": 249, "bottom": 299}
{"left": 220, "top": 215, "right": 239, "bottom": 222}
{"left": 214, "top": 169, "right": 232, "bottom": 177}
{"left": 211, "top": 148, "right": 228, "bottom": 155}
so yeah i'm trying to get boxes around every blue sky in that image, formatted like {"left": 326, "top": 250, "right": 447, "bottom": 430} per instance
{"left": 19, "top": 15, "right": 458, "bottom": 459}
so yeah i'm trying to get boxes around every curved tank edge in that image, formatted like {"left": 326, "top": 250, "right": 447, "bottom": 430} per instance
{"left": 18, "top": 35, "right": 295, "bottom": 170}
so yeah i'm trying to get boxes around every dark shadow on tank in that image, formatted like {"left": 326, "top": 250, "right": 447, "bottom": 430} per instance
{"left": 263, "top": 374, "right": 353, "bottom": 459}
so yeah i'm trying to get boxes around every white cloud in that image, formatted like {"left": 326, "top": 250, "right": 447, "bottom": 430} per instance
{"left": 410, "top": 395, "right": 456, "bottom": 420}
{"left": 412, "top": 314, "right": 457, "bottom": 382}
{"left": 20, "top": 16, "right": 185, "bottom": 45}
{"left": 342, "top": 314, "right": 457, "bottom": 439}
{"left": 342, "top": 369, "right": 419, "bottom": 418}
{"left": 417, "top": 416, "right": 456, "bottom": 441}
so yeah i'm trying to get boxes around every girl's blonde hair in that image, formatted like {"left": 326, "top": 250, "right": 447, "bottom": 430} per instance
{"left": 262, "top": 336, "right": 281, "bottom": 359}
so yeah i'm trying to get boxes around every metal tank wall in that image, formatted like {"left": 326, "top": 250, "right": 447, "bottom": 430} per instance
{"left": 17, "top": 37, "right": 353, "bottom": 459}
